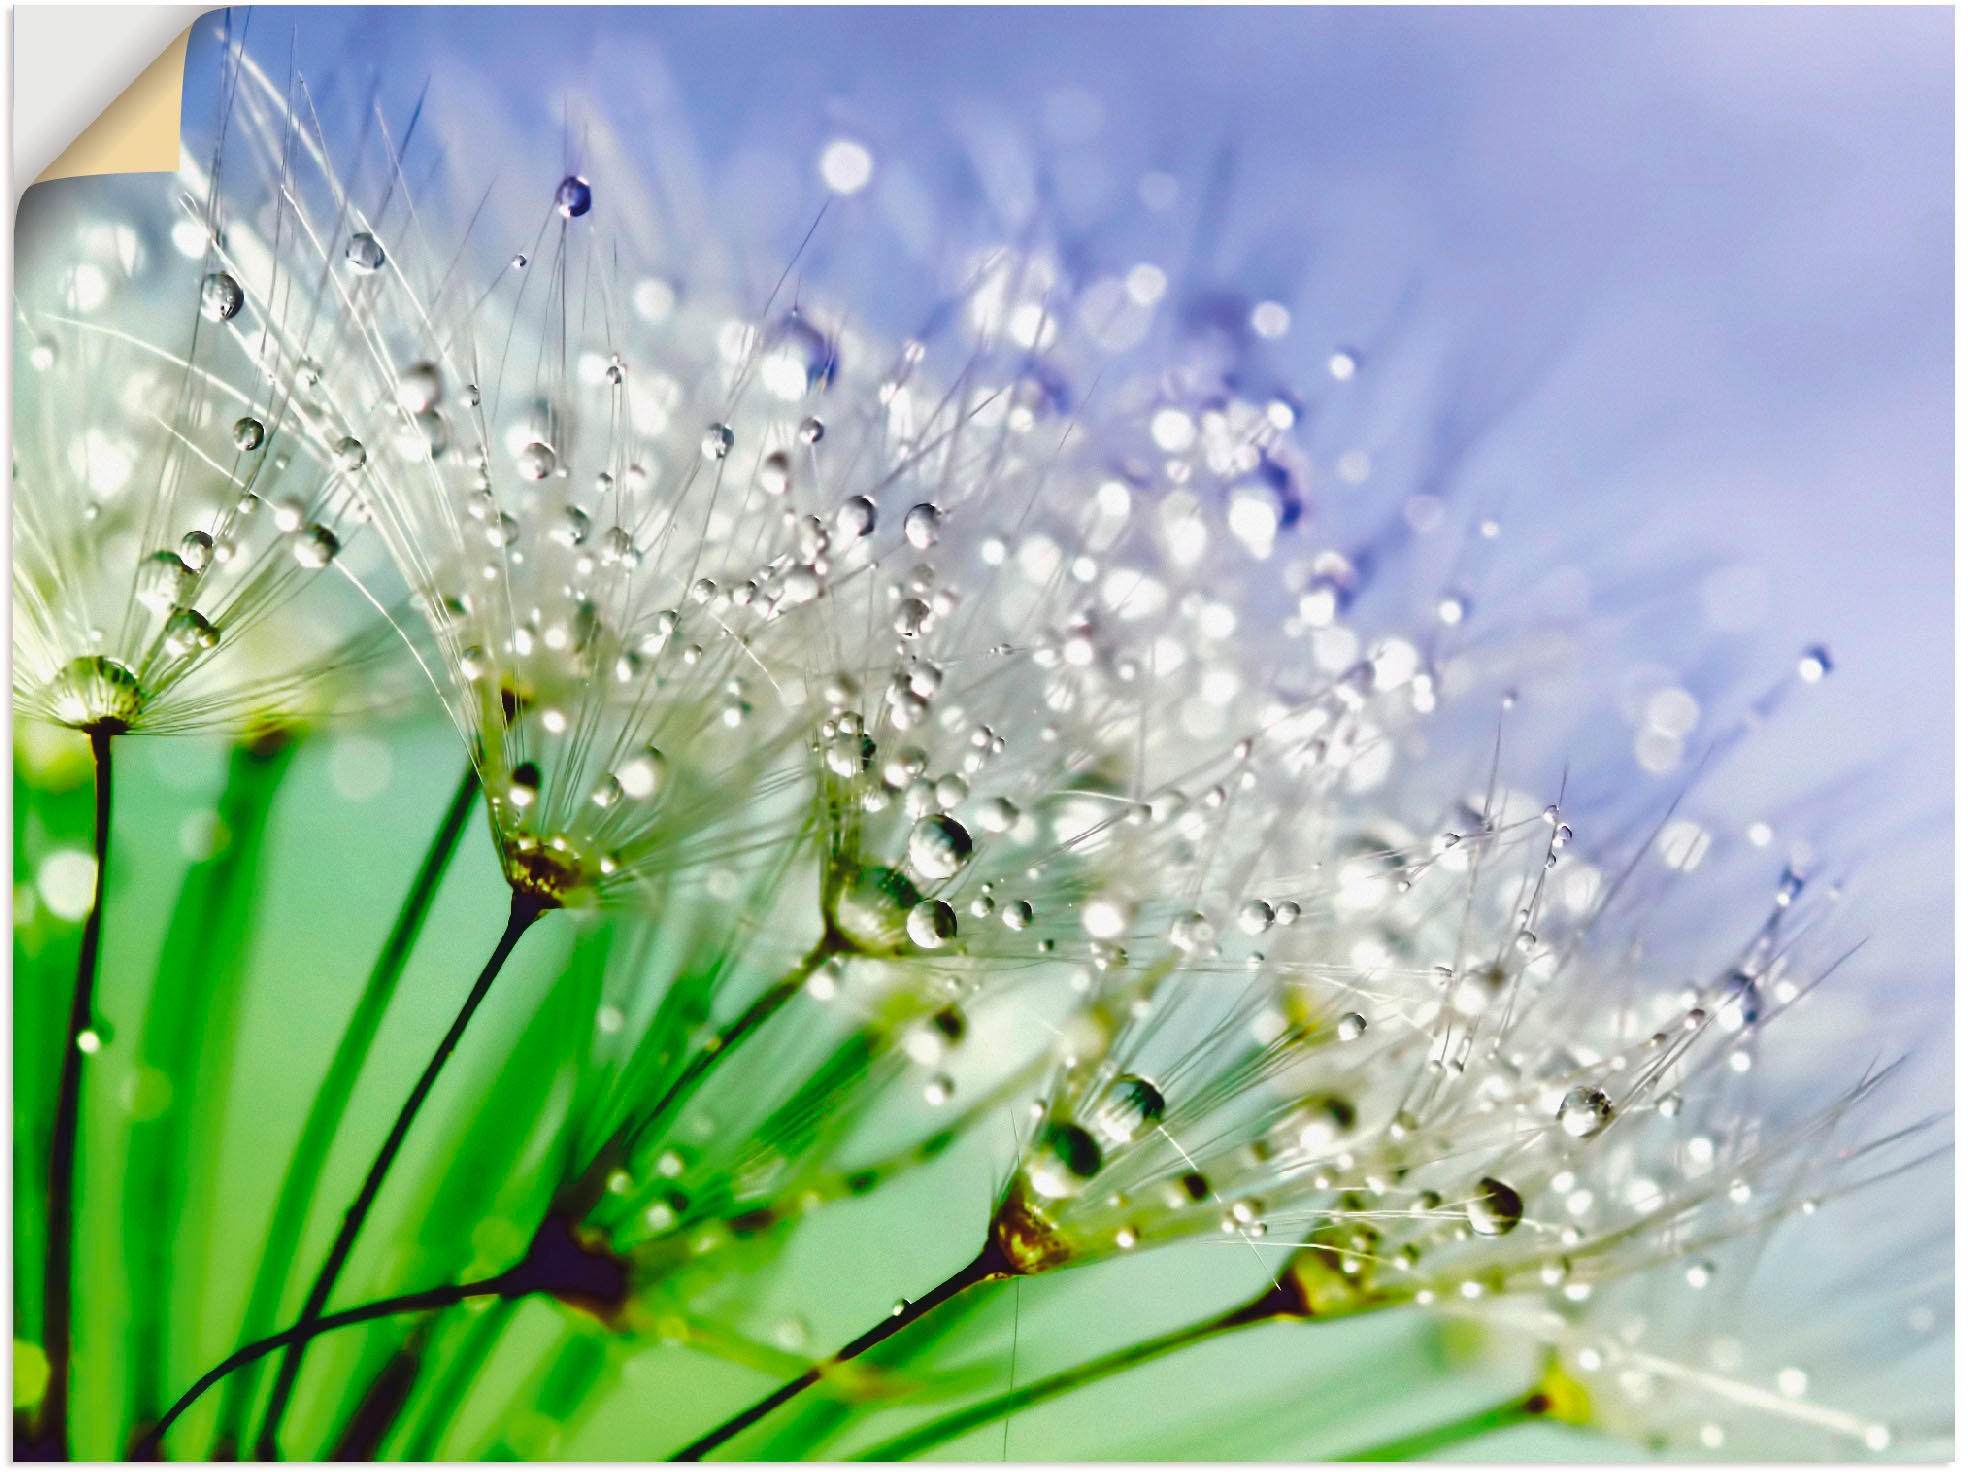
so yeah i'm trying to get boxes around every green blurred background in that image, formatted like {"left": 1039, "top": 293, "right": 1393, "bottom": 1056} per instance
{"left": 13, "top": 718, "right": 1612, "bottom": 1459}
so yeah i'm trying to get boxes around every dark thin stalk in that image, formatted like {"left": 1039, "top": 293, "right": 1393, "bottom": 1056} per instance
{"left": 641, "top": 941, "right": 832, "bottom": 1140}
{"left": 670, "top": 1238, "right": 1012, "bottom": 1461}
{"left": 211, "top": 760, "right": 479, "bottom": 1453}
{"left": 133, "top": 1271, "right": 515, "bottom": 1458}
{"left": 254, "top": 888, "right": 546, "bottom": 1457}
{"left": 757, "top": 1263, "right": 993, "bottom": 1459}
{"left": 855, "top": 1292, "right": 1288, "bottom": 1461}
{"left": 28, "top": 729, "right": 113, "bottom": 1459}
{"left": 563, "top": 941, "right": 832, "bottom": 1222}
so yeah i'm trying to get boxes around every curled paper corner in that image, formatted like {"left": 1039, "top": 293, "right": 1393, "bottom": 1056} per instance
{"left": 17, "top": 6, "right": 207, "bottom": 194}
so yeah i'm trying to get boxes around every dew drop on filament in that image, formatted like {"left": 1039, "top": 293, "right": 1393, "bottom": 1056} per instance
{"left": 1028, "top": 1122, "right": 1103, "bottom": 1200}
{"left": 1556, "top": 1086, "right": 1615, "bottom": 1140}
{"left": 906, "top": 899, "right": 958, "bottom": 949}
{"left": 903, "top": 503, "right": 943, "bottom": 550}
{"left": 555, "top": 176, "right": 593, "bottom": 218}
{"left": 289, "top": 525, "right": 340, "bottom": 569}
{"left": 516, "top": 441, "right": 557, "bottom": 481}
{"left": 199, "top": 272, "right": 243, "bottom": 322}
{"left": 907, "top": 814, "right": 973, "bottom": 880}
{"left": 162, "top": 608, "right": 219, "bottom": 659}
{"left": 344, "top": 231, "right": 386, "bottom": 273}
{"left": 1466, "top": 1176, "right": 1525, "bottom": 1236}
{"left": 1092, "top": 1075, "right": 1166, "bottom": 1145}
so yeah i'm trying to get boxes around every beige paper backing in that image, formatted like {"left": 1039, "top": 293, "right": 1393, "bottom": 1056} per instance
{"left": 34, "top": 23, "right": 192, "bottom": 185}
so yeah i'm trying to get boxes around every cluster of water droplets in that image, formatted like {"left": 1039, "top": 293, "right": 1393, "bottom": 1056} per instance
{"left": 12, "top": 51, "right": 458, "bottom": 738}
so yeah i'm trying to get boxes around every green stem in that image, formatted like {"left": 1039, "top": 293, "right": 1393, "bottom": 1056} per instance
{"left": 670, "top": 1238, "right": 1012, "bottom": 1461}
{"left": 757, "top": 1274, "right": 993, "bottom": 1458}
{"left": 28, "top": 728, "right": 113, "bottom": 1459}
{"left": 395, "top": 1298, "right": 518, "bottom": 1459}
{"left": 133, "top": 1271, "right": 516, "bottom": 1457}
{"left": 210, "top": 760, "right": 478, "bottom": 1453}
{"left": 254, "top": 887, "right": 545, "bottom": 1457}
{"left": 569, "top": 940, "right": 832, "bottom": 1225}
{"left": 486, "top": 1324, "right": 613, "bottom": 1457}
{"left": 855, "top": 1293, "right": 1287, "bottom": 1461}
{"left": 123, "top": 731, "right": 297, "bottom": 1442}
{"left": 1333, "top": 1388, "right": 1544, "bottom": 1460}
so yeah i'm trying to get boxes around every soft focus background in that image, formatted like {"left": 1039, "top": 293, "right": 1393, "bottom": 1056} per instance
{"left": 17, "top": 5, "right": 1951, "bottom": 1458}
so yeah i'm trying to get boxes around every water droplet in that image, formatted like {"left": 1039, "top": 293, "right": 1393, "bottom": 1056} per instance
{"left": 138, "top": 550, "right": 196, "bottom": 610}
{"left": 903, "top": 503, "right": 942, "bottom": 550}
{"left": 830, "top": 866, "right": 921, "bottom": 952}
{"left": 516, "top": 441, "right": 557, "bottom": 480}
{"left": 1081, "top": 896, "right": 1134, "bottom": 939}
{"left": 1170, "top": 912, "right": 1216, "bottom": 953}
{"left": 1465, "top": 1176, "right": 1524, "bottom": 1237}
{"left": 1092, "top": 1075, "right": 1166, "bottom": 1145}
{"left": 396, "top": 362, "right": 442, "bottom": 414}
{"left": 1719, "top": 970, "right": 1761, "bottom": 1031}
{"left": 893, "top": 598, "right": 931, "bottom": 639}
{"left": 553, "top": 507, "right": 591, "bottom": 547}
{"left": 834, "top": 496, "right": 877, "bottom": 543}
{"left": 231, "top": 416, "right": 265, "bottom": 452}
{"left": 1170, "top": 1170, "right": 1210, "bottom": 1205}
{"left": 1797, "top": 645, "right": 1832, "bottom": 683}
{"left": 977, "top": 797, "right": 1020, "bottom": 834}
{"left": 907, "top": 899, "right": 958, "bottom": 949}
{"left": 761, "top": 314, "right": 835, "bottom": 399}
{"left": 163, "top": 608, "right": 219, "bottom": 659}
{"left": 1028, "top": 1121, "right": 1103, "bottom": 1199}
{"left": 1236, "top": 900, "right": 1274, "bottom": 936}
{"left": 48, "top": 656, "right": 143, "bottom": 730}
{"left": 758, "top": 451, "right": 794, "bottom": 497}
{"left": 199, "top": 272, "right": 243, "bottom": 322}
{"left": 1336, "top": 1012, "right": 1367, "bottom": 1042}
{"left": 344, "top": 230, "right": 386, "bottom": 273}
{"left": 1294, "top": 1096, "right": 1356, "bottom": 1153}
{"left": 555, "top": 176, "right": 593, "bottom": 218}
{"left": 798, "top": 416, "right": 825, "bottom": 444}
{"left": 616, "top": 747, "right": 668, "bottom": 801}
{"left": 701, "top": 423, "right": 734, "bottom": 461}
{"left": 333, "top": 437, "right": 367, "bottom": 472}
{"left": 907, "top": 814, "right": 972, "bottom": 880}
{"left": 508, "top": 762, "right": 542, "bottom": 808}
{"left": 289, "top": 524, "right": 339, "bottom": 568}
{"left": 1556, "top": 1085, "right": 1615, "bottom": 1140}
